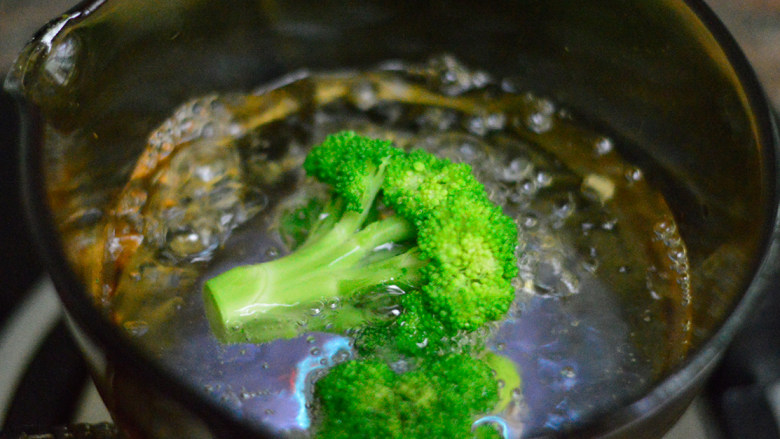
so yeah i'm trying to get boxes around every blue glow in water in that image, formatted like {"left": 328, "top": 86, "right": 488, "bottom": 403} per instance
{"left": 290, "top": 336, "right": 352, "bottom": 429}
{"left": 473, "top": 415, "right": 511, "bottom": 439}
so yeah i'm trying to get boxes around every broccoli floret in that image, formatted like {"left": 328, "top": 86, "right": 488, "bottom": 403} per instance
{"left": 473, "top": 423, "right": 505, "bottom": 439}
{"left": 203, "top": 130, "right": 518, "bottom": 346}
{"left": 383, "top": 149, "right": 485, "bottom": 221}
{"left": 314, "top": 354, "right": 501, "bottom": 439}
{"left": 418, "top": 192, "right": 517, "bottom": 330}
{"left": 354, "top": 292, "right": 453, "bottom": 357}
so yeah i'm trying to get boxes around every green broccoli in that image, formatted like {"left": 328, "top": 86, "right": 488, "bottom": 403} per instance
{"left": 203, "top": 130, "right": 518, "bottom": 346}
{"left": 313, "top": 354, "right": 503, "bottom": 439}
{"left": 202, "top": 131, "right": 523, "bottom": 438}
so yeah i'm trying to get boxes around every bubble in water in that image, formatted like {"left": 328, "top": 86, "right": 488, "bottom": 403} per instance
{"left": 123, "top": 320, "right": 149, "bottom": 337}
{"left": 521, "top": 213, "right": 539, "bottom": 230}
{"left": 193, "top": 162, "right": 221, "bottom": 182}
{"left": 624, "top": 167, "right": 644, "bottom": 182}
{"left": 653, "top": 220, "right": 690, "bottom": 297}
{"left": 424, "top": 54, "right": 492, "bottom": 95}
{"left": 459, "top": 142, "right": 478, "bottom": 159}
{"left": 654, "top": 220, "right": 680, "bottom": 247}
{"left": 466, "top": 113, "right": 507, "bottom": 136}
{"left": 594, "top": 137, "right": 614, "bottom": 155}
{"left": 500, "top": 77, "right": 521, "bottom": 93}
{"left": 531, "top": 257, "right": 581, "bottom": 297}
{"left": 466, "top": 116, "right": 489, "bottom": 137}
{"left": 350, "top": 80, "right": 379, "bottom": 110}
{"left": 163, "top": 226, "right": 219, "bottom": 262}
{"left": 500, "top": 158, "right": 533, "bottom": 182}
{"left": 332, "top": 349, "right": 351, "bottom": 364}
{"left": 518, "top": 179, "right": 537, "bottom": 197}
{"left": 417, "top": 108, "right": 457, "bottom": 131}
{"left": 552, "top": 195, "right": 575, "bottom": 220}
{"left": 535, "top": 171, "right": 553, "bottom": 187}
{"left": 517, "top": 93, "right": 556, "bottom": 134}
{"left": 526, "top": 112, "right": 553, "bottom": 134}
{"left": 669, "top": 250, "right": 686, "bottom": 264}
{"left": 201, "top": 122, "right": 216, "bottom": 138}
{"left": 581, "top": 246, "right": 599, "bottom": 273}
{"left": 43, "top": 34, "right": 79, "bottom": 87}
{"left": 147, "top": 95, "right": 237, "bottom": 157}
{"left": 601, "top": 218, "right": 618, "bottom": 231}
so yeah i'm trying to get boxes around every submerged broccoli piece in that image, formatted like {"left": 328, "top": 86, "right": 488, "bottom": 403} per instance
{"left": 314, "top": 354, "right": 502, "bottom": 439}
{"left": 313, "top": 348, "right": 522, "bottom": 439}
{"left": 203, "top": 130, "right": 518, "bottom": 346}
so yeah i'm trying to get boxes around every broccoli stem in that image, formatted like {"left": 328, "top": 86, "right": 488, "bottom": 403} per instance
{"left": 204, "top": 212, "right": 423, "bottom": 343}
{"left": 300, "top": 161, "right": 387, "bottom": 248}
{"left": 483, "top": 352, "right": 522, "bottom": 413}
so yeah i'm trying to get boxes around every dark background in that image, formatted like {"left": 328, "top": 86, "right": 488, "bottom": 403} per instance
{"left": 0, "top": 0, "right": 77, "bottom": 325}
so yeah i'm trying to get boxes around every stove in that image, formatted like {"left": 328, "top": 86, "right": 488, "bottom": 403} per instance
{"left": 1, "top": 1, "right": 779, "bottom": 438}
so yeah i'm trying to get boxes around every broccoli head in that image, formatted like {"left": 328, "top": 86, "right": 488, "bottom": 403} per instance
{"left": 203, "top": 131, "right": 518, "bottom": 348}
{"left": 383, "top": 149, "right": 484, "bottom": 221}
{"left": 313, "top": 354, "right": 502, "bottom": 439}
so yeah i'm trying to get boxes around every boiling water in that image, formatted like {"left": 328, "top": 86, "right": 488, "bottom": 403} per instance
{"left": 87, "top": 56, "right": 692, "bottom": 437}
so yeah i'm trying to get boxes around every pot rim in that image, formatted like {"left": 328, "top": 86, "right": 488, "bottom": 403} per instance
{"left": 9, "top": 0, "right": 780, "bottom": 437}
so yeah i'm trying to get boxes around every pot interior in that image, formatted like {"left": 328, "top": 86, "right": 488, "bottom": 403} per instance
{"left": 5, "top": 0, "right": 776, "bottom": 437}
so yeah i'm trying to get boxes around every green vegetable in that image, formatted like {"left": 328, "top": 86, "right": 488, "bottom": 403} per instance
{"left": 484, "top": 351, "right": 523, "bottom": 413}
{"left": 202, "top": 131, "right": 523, "bottom": 438}
{"left": 313, "top": 354, "right": 502, "bottom": 439}
{"left": 204, "top": 131, "right": 518, "bottom": 345}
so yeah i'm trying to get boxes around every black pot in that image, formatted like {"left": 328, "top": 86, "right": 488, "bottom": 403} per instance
{"left": 5, "top": 1, "right": 779, "bottom": 438}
